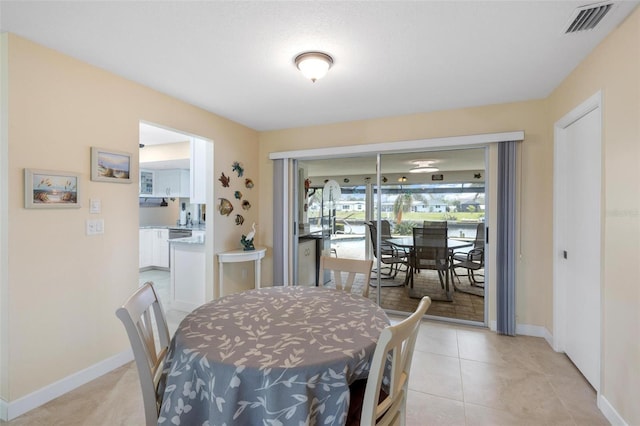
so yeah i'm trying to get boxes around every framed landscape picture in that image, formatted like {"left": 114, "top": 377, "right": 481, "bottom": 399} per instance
{"left": 91, "top": 147, "right": 132, "bottom": 183}
{"left": 25, "top": 168, "right": 81, "bottom": 209}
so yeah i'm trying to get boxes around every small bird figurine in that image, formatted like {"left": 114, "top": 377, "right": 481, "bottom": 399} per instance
{"left": 246, "top": 222, "right": 256, "bottom": 241}
{"left": 240, "top": 223, "right": 256, "bottom": 251}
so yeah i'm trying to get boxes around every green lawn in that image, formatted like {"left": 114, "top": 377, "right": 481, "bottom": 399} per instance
{"left": 329, "top": 211, "right": 484, "bottom": 222}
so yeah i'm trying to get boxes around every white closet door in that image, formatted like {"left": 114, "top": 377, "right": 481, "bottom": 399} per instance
{"left": 556, "top": 105, "right": 601, "bottom": 391}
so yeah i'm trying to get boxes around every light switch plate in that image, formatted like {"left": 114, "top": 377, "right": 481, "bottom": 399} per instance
{"left": 89, "top": 198, "right": 101, "bottom": 214}
{"left": 86, "top": 219, "right": 95, "bottom": 235}
{"left": 86, "top": 219, "right": 104, "bottom": 235}
{"left": 95, "top": 219, "right": 104, "bottom": 234}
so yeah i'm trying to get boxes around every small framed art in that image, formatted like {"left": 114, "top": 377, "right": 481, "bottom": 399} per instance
{"left": 25, "top": 168, "right": 81, "bottom": 209}
{"left": 91, "top": 147, "right": 132, "bottom": 183}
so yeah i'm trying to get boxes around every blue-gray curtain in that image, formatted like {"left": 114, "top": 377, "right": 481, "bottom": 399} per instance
{"left": 496, "top": 141, "right": 517, "bottom": 335}
{"left": 273, "top": 159, "right": 285, "bottom": 285}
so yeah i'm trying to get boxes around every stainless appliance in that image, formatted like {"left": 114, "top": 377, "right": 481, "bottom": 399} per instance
{"left": 169, "top": 229, "right": 192, "bottom": 239}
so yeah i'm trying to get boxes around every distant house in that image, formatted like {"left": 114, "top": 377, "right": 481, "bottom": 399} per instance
{"left": 338, "top": 201, "right": 365, "bottom": 212}
{"left": 412, "top": 203, "right": 450, "bottom": 213}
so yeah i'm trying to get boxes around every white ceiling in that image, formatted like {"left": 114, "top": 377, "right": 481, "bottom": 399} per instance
{"left": 1, "top": 1, "right": 637, "bottom": 132}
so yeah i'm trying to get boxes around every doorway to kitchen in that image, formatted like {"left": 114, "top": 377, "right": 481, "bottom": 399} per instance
{"left": 138, "top": 122, "right": 213, "bottom": 328}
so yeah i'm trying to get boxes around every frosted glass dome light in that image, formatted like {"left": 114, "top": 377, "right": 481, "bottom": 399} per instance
{"left": 295, "top": 52, "right": 333, "bottom": 83}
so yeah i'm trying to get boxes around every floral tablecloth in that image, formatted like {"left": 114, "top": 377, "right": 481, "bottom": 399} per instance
{"left": 158, "top": 286, "right": 389, "bottom": 426}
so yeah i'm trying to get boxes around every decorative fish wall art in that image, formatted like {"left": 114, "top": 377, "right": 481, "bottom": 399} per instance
{"left": 232, "top": 161, "right": 244, "bottom": 177}
{"left": 218, "top": 172, "right": 230, "bottom": 187}
{"left": 218, "top": 198, "right": 233, "bottom": 216}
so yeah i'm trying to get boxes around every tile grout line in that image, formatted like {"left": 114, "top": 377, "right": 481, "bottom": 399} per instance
{"left": 454, "top": 328, "right": 472, "bottom": 426}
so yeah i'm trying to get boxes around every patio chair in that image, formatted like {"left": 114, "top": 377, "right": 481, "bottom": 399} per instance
{"left": 366, "top": 221, "right": 408, "bottom": 280}
{"left": 452, "top": 223, "right": 485, "bottom": 286}
{"left": 408, "top": 226, "right": 452, "bottom": 299}
{"left": 422, "top": 220, "right": 447, "bottom": 228}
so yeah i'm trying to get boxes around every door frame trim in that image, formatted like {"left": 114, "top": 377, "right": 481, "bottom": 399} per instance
{"left": 269, "top": 131, "right": 524, "bottom": 160}
{"left": 552, "top": 91, "right": 602, "bottom": 386}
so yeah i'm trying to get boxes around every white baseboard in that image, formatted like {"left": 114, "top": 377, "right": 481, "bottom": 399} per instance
{"left": 488, "top": 320, "right": 553, "bottom": 345}
{"left": 599, "top": 394, "right": 627, "bottom": 425}
{"left": 516, "top": 323, "right": 554, "bottom": 346}
{"left": 0, "top": 350, "right": 133, "bottom": 421}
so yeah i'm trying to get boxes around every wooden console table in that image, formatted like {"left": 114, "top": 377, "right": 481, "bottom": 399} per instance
{"left": 217, "top": 247, "right": 266, "bottom": 297}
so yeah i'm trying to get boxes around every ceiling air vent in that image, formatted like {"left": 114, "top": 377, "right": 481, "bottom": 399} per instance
{"left": 565, "top": 2, "right": 613, "bottom": 33}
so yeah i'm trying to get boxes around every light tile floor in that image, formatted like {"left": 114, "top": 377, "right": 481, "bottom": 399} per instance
{"left": 137, "top": 269, "right": 189, "bottom": 334}
{"left": 1, "top": 307, "right": 607, "bottom": 425}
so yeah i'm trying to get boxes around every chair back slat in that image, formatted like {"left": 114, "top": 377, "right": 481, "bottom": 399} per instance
{"left": 319, "top": 255, "right": 373, "bottom": 297}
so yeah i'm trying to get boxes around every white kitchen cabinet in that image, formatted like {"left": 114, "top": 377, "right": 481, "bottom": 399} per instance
{"left": 154, "top": 169, "right": 190, "bottom": 198}
{"left": 192, "top": 230, "right": 205, "bottom": 242}
{"left": 190, "top": 138, "right": 207, "bottom": 204}
{"left": 170, "top": 240, "right": 206, "bottom": 311}
{"left": 139, "top": 229, "right": 154, "bottom": 269}
{"left": 140, "top": 170, "right": 154, "bottom": 196}
{"left": 140, "top": 228, "right": 169, "bottom": 269}
{"left": 152, "top": 228, "right": 170, "bottom": 268}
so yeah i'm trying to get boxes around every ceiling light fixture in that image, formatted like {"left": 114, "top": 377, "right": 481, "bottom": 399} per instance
{"left": 295, "top": 51, "right": 333, "bottom": 82}
{"left": 409, "top": 160, "right": 439, "bottom": 173}
{"left": 410, "top": 165, "right": 438, "bottom": 173}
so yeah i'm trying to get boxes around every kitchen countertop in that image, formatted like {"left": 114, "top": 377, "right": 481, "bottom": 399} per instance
{"left": 140, "top": 224, "right": 206, "bottom": 231}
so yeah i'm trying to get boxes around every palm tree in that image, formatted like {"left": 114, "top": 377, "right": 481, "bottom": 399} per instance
{"left": 392, "top": 193, "right": 413, "bottom": 224}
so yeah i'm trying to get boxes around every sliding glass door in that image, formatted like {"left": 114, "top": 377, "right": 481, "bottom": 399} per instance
{"left": 290, "top": 148, "right": 487, "bottom": 323}
{"left": 295, "top": 156, "right": 376, "bottom": 288}
{"left": 377, "top": 149, "right": 486, "bottom": 322}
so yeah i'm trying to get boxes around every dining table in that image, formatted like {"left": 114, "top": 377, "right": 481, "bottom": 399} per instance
{"left": 158, "top": 286, "right": 390, "bottom": 426}
{"left": 385, "top": 236, "right": 473, "bottom": 300}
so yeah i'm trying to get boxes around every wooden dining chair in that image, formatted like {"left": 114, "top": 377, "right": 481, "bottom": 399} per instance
{"left": 355, "top": 296, "right": 432, "bottom": 426}
{"left": 115, "top": 281, "right": 170, "bottom": 426}
{"left": 320, "top": 255, "right": 374, "bottom": 297}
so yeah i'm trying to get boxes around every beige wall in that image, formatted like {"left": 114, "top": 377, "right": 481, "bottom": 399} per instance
{"left": 548, "top": 8, "right": 640, "bottom": 424}
{"left": 2, "top": 34, "right": 259, "bottom": 401}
